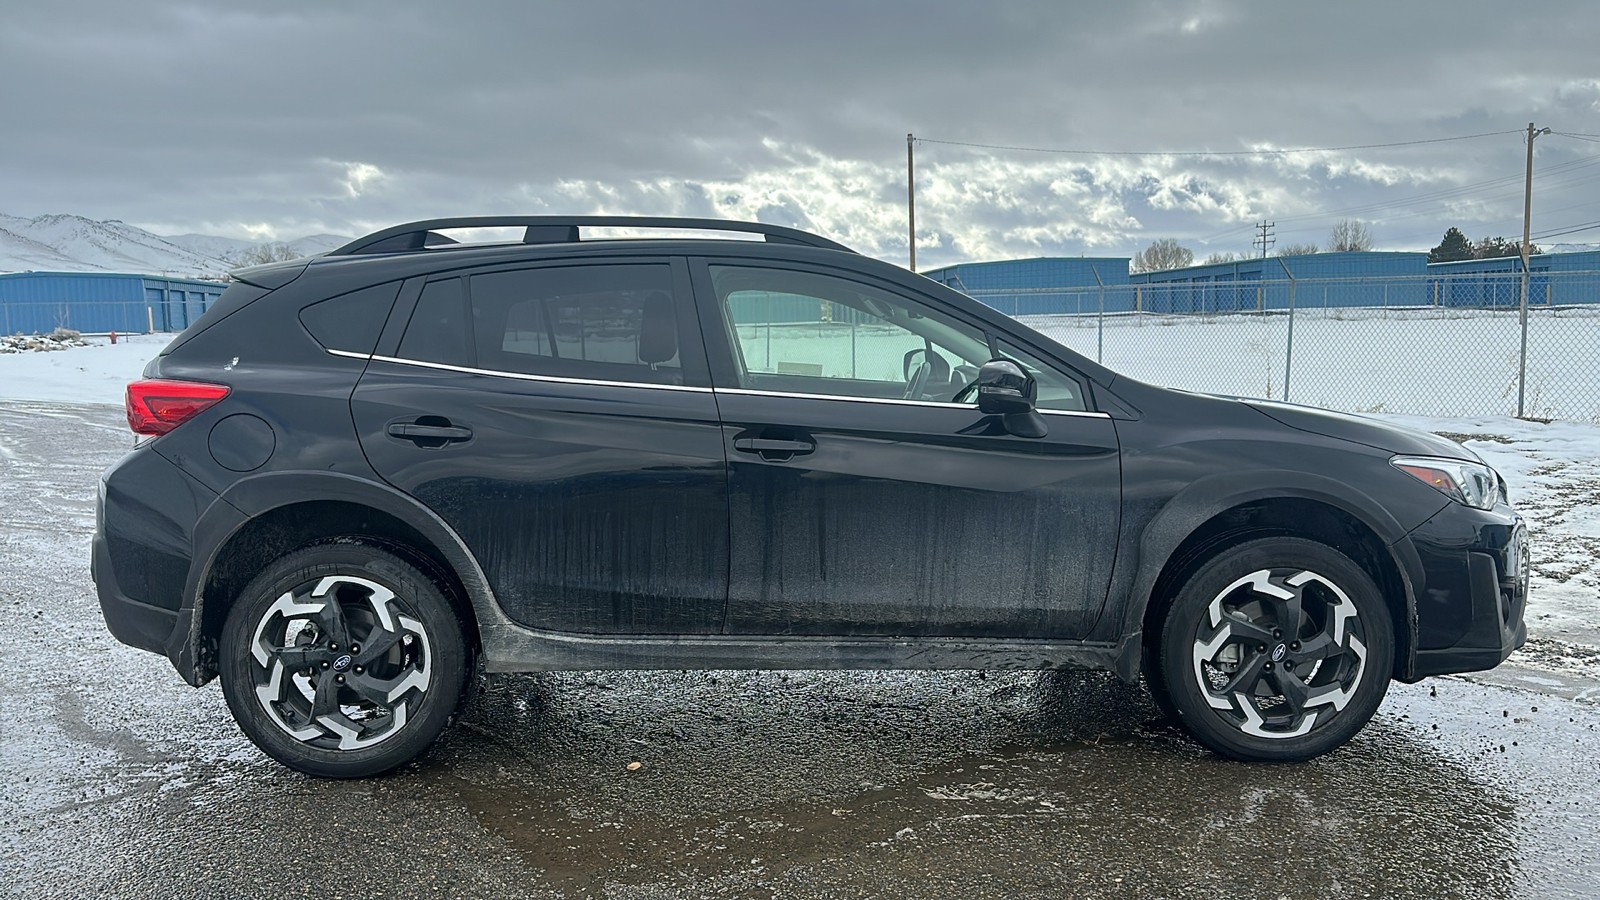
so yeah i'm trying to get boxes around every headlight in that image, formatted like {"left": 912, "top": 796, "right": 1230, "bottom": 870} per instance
{"left": 1391, "top": 456, "right": 1501, "bottom": 510}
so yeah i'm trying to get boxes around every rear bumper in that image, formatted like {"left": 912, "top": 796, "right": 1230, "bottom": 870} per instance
{"left": 91, "top": 446, "right": 219, "bottom": 680}
{"left": 92, "top": 525, "right": 180, "bottom": 655}
{"left": 1399, "top": 501, "right": 1528, "bottom": 681}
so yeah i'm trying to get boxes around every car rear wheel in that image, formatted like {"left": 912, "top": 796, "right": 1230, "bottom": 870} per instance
{"left": 218, "top": 542, "right": 467, "bottom": 778}
{"left": 1153, "top": 537, "right": 1394, "bottom": 761}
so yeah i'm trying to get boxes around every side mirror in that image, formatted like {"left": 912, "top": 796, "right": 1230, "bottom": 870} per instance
{"left": 902, "top": 348, "right": 925, "bottom": 381}
{"left": 977, "top": 359, "right": 1034, "bottom": 414}
{"left": 977, "top": 359, "right": 1047, "bottom": 438}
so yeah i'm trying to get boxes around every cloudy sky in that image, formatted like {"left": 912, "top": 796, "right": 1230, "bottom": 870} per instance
{"left": 3, "top": 0, "right": 1598, "bottom": 268}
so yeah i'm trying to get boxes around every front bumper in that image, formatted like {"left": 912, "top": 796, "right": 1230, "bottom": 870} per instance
{"left": 1399, "top": 499, "right": 1528, "bottom": 680}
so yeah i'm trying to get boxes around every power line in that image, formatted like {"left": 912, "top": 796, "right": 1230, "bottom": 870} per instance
{"left": 1199, "top": 153, "right": 1600, "bottom": 243}
{"left": 913, "top": 129, "right": 1522, "bottom": 158}
{"left": 1529, "top": 219, "right": 1600, "bottom": 240}
{"left": 1256, "top": 167, "right": 1600, "bottom": 241}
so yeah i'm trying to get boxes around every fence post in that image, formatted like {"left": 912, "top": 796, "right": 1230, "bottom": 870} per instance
{"left": 1517, "top": 265, "right": 1530, "bottom": 417}
{"left": 1277, "top": 258, "right": 1296, "bottom": 403}
{"left": 1090, "top": 265, "right": 1105, "bottom": 363}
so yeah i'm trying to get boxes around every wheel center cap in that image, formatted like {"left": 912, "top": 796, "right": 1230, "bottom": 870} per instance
{"left": 1271, "top": 643, "right": 1287, "bottom": 662}
{"left": 332, "top": 654, "right": 353, "bottom": 672}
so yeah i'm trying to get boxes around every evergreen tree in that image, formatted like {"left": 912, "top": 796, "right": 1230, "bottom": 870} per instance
{"left": 1427, "top": 227, "right": 1473, "bottom": 263}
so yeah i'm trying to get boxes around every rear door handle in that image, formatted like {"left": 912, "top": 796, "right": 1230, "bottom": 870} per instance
{"left": 387, "top": 422, "right": 473, "bottom": 442}
{"left": 733, "top": 438, "right": 815, "bottom": 455}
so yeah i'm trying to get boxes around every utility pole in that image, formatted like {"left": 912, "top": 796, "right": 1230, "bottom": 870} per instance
{"left": 1517, "top": 122, "right": 1551, "bottom": 418}
{"left": 1253, "top": 221, "right": 1275, "bottom": 258}
{"left": 907, "top": 133, "right": 917, "bottom": 272}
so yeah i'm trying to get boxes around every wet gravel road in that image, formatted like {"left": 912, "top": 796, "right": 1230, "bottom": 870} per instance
{"left": 2, "top": 400, "right": 1598, "bottom": 899}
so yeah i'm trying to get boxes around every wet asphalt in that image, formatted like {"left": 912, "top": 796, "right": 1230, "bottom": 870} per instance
{"left": 1, "top": 401, "right": 1597, "bottom": 900}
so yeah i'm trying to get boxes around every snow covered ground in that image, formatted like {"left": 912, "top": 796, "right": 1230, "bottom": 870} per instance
{"left": 0, "top": 331, "right": 1593, "bottom": 670}
{"left": 1023, "top": 307, "right": 1600, "bottom": 423}
{"left": 0, "top": 333, "right": 166, "bottom": 404}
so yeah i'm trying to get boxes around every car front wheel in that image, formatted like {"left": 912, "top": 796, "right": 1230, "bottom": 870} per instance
{"left": 1153, "top": 536, "right": 1395, "bottom": 762}
{"left": 218, "top": 542, "right": 468, "bottom": 778}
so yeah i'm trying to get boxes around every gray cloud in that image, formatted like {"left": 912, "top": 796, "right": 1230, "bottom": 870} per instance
{"left": 3, "top": 0, "right": 1596, "bottom": 267}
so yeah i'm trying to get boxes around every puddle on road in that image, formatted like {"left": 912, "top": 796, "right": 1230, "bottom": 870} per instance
{"left": 420, "top": 670, "right": 1534, "bottom": 898}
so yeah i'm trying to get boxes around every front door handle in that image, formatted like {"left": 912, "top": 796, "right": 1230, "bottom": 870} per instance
{"left": 733, "top": 438, "right": 815, "bottom": 455}
{"left": 733, "top": 436, "right": 816, "bottom": 461}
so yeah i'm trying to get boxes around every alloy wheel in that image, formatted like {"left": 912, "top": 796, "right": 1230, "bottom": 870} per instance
{"left": 1190, "top": 568, "right": 1369, "bottom": 739}
{"left": 247, "top": 575, "right": 433, "bottom": 750}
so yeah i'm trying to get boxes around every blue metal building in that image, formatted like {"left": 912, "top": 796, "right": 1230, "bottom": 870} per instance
{"left": 1426, "top": 249, "right": 1600, "bottom": 308}
{"left": 921, "top": 258, "right": 1131, "bottom": 315}
{"left": 0, "top": 272, "right": 225, "bottom": 335}
{"left": 1129, "top": 252, "right": 1430, "bottom": 313}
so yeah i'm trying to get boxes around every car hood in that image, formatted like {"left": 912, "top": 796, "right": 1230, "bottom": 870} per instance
{"left": 1243, "top": 399, "right": 1482, "bottom": 461}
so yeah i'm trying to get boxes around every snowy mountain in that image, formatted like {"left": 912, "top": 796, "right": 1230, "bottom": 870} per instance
{"left": 161, "top": 232, "right": 349, "bottom": 268}
{"left": 0, "top": 214, "right": 350, "bottom": 278}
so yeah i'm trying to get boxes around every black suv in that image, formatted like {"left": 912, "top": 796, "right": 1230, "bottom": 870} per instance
{"left": 93, "top": 216, "right": 1528, "bottom": 777}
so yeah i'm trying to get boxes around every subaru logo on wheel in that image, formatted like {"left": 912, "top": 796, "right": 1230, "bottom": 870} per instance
{"left": 332, "top": 655, "right": 353, "bottom": 672}
{"left": 1271, "top": 644, "right": 1287, "bottom": 662}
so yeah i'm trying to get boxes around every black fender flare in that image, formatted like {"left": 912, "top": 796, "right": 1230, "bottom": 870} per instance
{"left": 1106, "top": 468, "right": 1430, "bottom": 676}
{"left": 165, "top": 470, "right": 504, "bottom": 684}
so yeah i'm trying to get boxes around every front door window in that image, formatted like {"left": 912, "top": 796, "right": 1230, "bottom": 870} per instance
{"left": 709, "top": 265, "right": 1087, "bottom": 410}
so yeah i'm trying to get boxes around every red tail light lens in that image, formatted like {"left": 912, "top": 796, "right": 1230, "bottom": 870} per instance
{"left": 126, "top": 379, "right": 231, "bottom": 436}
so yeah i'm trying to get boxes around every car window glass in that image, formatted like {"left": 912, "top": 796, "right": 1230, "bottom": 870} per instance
{"left": 709, "top": 265, "right": 993, "bottom": 402}
{"left": 299, "top": 282, "right": 401, "bottom": 354}
{"left": 469, "top": 264, "right": 683, "bottom": 385}
{"left": 397, "top": 277, "right": 470, "bottom": 366}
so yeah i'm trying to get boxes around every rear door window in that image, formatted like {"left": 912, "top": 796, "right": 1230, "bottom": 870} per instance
{"left": 397, "top": 277, "right": 471, "bottom": 366}
{"left": 394, "top": 263, "right": 697, "bottom": 386}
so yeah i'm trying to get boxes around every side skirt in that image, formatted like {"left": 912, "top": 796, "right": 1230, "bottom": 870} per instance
{"left": 479, "top": 622, "right": 1144, "bottom": 682}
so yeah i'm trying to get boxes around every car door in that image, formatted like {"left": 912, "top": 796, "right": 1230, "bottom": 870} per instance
{"left": 351, "top": 257, "right": 729, "bottom": 635}
{"left": 691, "top": 259, "right": 1121, "bottom": 639}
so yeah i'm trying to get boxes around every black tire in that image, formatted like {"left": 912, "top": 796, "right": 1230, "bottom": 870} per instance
{"left": 218, "top": 542, "right": 468, "bottom": 778}
{"left": 1152, "top": 536, "right": 1394, "bottom": 762}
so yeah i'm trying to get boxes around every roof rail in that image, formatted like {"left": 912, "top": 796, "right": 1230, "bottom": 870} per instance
{"left": 328, "top": 216, "right": 854, "bottom": 256}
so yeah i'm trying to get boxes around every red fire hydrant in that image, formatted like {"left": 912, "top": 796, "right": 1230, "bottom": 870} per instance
{"left": 110, "top": 331, "right": 117, "bottom": 344}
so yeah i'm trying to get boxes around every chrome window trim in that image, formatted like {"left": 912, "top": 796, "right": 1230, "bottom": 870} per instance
{"left": 331, "top": 349, "right": 715, "bottom": 394}
{"left": 1039, "top": 408, "right": 1114, "bottom": 419}
{"left": 327, "top": 349, "right": 1110, "bottom": 416}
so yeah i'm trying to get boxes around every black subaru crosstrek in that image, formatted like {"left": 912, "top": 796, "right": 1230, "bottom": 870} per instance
{"left": 92, "top": 216, "right": 1529, "bottom": 777}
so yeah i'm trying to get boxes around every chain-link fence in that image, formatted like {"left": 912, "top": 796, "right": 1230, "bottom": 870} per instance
{"left": 8, "top": 271, "right": 1599, "bottom": 422}
{"left": 0, "top": 300, "right": 175, "bottom": 336}
{"left": 971, "top": 270, "right": 1600, "bottom": 423}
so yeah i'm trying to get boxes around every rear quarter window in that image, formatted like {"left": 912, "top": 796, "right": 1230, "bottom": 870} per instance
{"left": 298, "top": 282, "right": 403, "bottom": 354}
